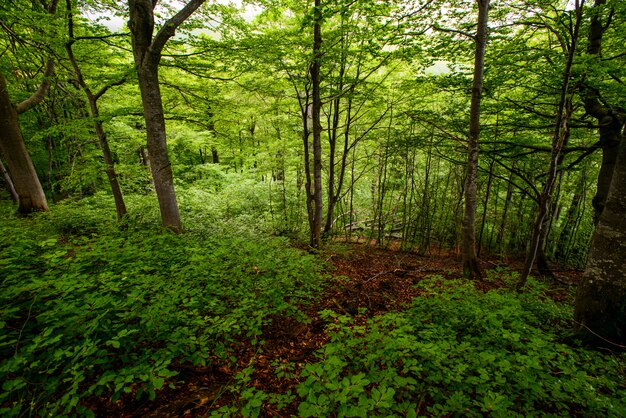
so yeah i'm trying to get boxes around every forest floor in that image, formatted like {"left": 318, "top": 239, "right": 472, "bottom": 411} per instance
{"left": 97, "top": 242, "right": 583, "bottom": 417}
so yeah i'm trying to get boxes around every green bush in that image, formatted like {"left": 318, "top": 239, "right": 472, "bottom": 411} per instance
{"left": 0, "top": 202, "right": 326, "bottom": 416}
{"left": 296, "top": 277, "right": 626, "bottom": 417}
{"left": 42, "top": 193, "right": 119, "bottom": 235}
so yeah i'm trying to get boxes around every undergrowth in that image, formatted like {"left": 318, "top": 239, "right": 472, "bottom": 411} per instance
{"left": 293, "top": 277, "right": 626, "bottom": 417}
{"left": 0, "top": 196, "right": 325, "bottom": 416}
{"left": 1, "top": 194, "right": 625, "bottom": 417}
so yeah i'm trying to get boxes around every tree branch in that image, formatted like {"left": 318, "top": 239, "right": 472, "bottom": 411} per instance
{"left": 73, "top": 33, "right": 130, "bottom": 42}
{"left": 15, "top": 58, "right": 55, "bottom": 114}
{"left": 433, "top": 24, "right": 476, "bottom": 41}
{"left": 94, "top": 76, "right": 128, "bottom": 101}
{"left": 151, "top": 0, "right": 206, "bottom": 58}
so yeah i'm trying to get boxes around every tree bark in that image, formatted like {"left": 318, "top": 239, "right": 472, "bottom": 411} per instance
{"left": 137, "top": 65, "right": 182, "bottom": 231}
{"left": 555, "top": 174, "right": 584, "bottom": 261}
{"left": 582, "top": 0, "right": 625, "bottom": 224}
{"left": 0, "top": 72, "right": 49, "bottom": 213}
{"left": 128, "top": 0, "right": 205, "bottom": 232}
{"left": 517, "top": 1, "right": 584, "bottom": 289}
{"left": 461, "top": 0, "right": 490, "bottom": 279}
{"left": 309, "top": 0, "right": 323, "bottom": 248}
{"left": 477, "top": 158, "right": 494, "bottom": 257}
{"left": 66, "top": 4, "right": 127, "bottom": 221}
{"left": 0, "top": 158, "right": 19, "bottom": 202}
{"left": 574, "top": 124, "right": 626, "bottom": 346}
{"left": 496, "top": 167, "right": 514, "bottom": 253}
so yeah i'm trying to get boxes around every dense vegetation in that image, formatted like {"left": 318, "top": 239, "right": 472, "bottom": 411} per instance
{"left": 2, "top": 198, "right": 625, "bottom": 416}
{"left": 0, "top": 192, "right": 328, "bottom": 415}
{"left": 1, "top": 0, "right": 625, "bottom": 415}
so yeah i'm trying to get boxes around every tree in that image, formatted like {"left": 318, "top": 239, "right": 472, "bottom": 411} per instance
{"left": 0, "top": 0, "right": 60, "bottom": 213}
{"left": 517, "top": 0, "right": 586, "bottom": 289}
{"left": 321, "top": 0, "right": 404, "bottom": 237}
{"left": 573, "top": 0, "right": 626, "bottom": 346}
{"left": 0, "top": 63, "right": 53, "bottom": 213}
{"left": 65, "top": 0, "right": 128, "bottom": 220}
{"left": 581, "top": 0, "right": 625, "bottom": 224}
{"left": 574, "top": 123, "right": 626, "bottom": 345}
{"left": 461, "top": 0, "right": 490, "bottom": 280}
{"left": 309, "top": 0, "right": 324, "bottom": 248}
{"left": 127, "top": 0, "right": 206, "bottom": 232}
{"left": 0, "top": 157, "right": 19, "bottom": 202}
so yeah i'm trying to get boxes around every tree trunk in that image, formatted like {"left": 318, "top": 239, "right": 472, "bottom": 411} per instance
{"left": 574, "top": 124, "right": 626, "bottom": 346}
{"left": 309, "top": 0, "right": 323, "bottom": 248}
{"left": 555, "top": 174, "right": 584, "bottom": 261}
{"left": 517, "top": 1, "right": 584, "bottom": 289}
{"left": 0, "top": 73, "right": 49, "bottom": 213}
{"left": 496, "top": 167, "right": 514, "bottom": 254}
{"left": 92, "top": 105, "right": 128, "bottom": 221}
{"left": 128, "top": 0, "right": 205, "bottom": 232}
{"left": 137, "top": 65, "right": 182, "bottom": 232}
{"left": 592, "top": 133, "right": 622, "bottom": 223}
{"left": 0, "top": 158, "right": 19, "bottom": 202}
{"left": 66, "top": 8, "right": 127, "bottom": 221}
{"left": 536, "top": 226, "right": 554, "bottom": 279}
{"left": 583, "top": 0, "right": 625, "bottom": 224}
{"left": 323, "top": 26, "right": 347, "bottom": 236}
{"left": 477, "top": 158, "right": 494, "bottom": 257}
{"left": 461, "top": 0, "right": 490, "bottom": 279}
{"left": 324, "top": 93, "right": 340, "bottom": 235}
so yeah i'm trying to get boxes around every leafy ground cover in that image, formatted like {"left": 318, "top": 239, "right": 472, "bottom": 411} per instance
{"left": 1, "top": 199, "right": 625, "bottom": 417}
{"left": 0, "top": 196, "right": 325, "bottom": 416}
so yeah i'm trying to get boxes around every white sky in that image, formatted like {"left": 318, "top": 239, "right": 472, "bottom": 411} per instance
{"left": 86, "top": 0, "right": 261, "bottom": 31}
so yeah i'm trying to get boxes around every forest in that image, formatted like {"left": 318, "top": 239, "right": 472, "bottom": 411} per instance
{"left": 1, "top": 0, "right": 625, "bottom": 416}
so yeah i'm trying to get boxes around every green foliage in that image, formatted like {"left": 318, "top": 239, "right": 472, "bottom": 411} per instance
{"left": 296, "top": 277, "right": 626, "bottom": 417}
{"left": 0, "top": 199, "right": 326, "bottom": 416}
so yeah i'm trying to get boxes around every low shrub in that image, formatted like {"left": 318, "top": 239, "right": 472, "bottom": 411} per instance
{"left": 296, "top": 277, "right": 626, "bottom": 417}
{"left": 0, "top": 203, "right": 326, "bottom": 416}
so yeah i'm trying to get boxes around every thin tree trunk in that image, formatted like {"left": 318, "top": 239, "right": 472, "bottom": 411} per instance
{"left": 419, "top": 134, "right": 433, "bottom": 254}
{"left": 536, "top": 225, "right": 554, "bottom": 279}
{"left": 461, "top": 0, "right": 490, "bottom": 279}
{"left": 0, "top": 158, "right": 18, "bottom": 202}
{"left": 66, "top": 5, "right": 127, "bottom": 221}
{"left": 46, "top": 134, "right": 56, "bottom": 202}
{"left": 348, "top": 146, "right": 356, "bottom": 241}
{"left": 375, "top": 149, "right": 389, "bottom": 246}
{"left": 555, "top": 173, "right": 584, "bottom": 261}
{"left": 323, "top": 45, "right": 343, "bottom": 235}
{"left": 435, "top": 161, "right": 452, "bottom": 253}
{"left": 478, "top": 158, "right": 494, "bottom": 257}
{"left": 518, "top": 0, "right": 584, "bottom": 289}
{"left": 452, "top": 168, "right": 466, "bottom": 255}
{"left": 487, "top": 174, "right": 500, "bottom": 251}
{"left": 309, "top": 0, "right": 323, "bottom": 248}
{"left": 497, "top": 167, "right": 514, "bottom": 254}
